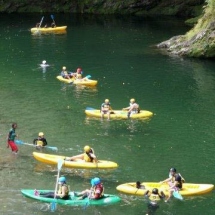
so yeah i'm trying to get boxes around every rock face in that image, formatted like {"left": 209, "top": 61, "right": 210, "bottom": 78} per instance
{"left": 157, "top": 1, "right": 215, "bottom": 58}
{"left": 0, "top": 0, "right": 204, "bottom": 17}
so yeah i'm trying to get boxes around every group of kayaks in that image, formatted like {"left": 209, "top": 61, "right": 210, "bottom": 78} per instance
{"left": 21, "top": 151, "right": 214, "bottom": 207}
{"left": 24, "top": 17, "right": 214, "bottom": 209}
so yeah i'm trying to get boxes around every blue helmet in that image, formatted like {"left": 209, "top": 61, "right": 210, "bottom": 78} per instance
{"left": 91, "top": 177, "right": 101, "bottom": 186}
{"left": 58, "top": 176, "right": 66, "bottom": 183}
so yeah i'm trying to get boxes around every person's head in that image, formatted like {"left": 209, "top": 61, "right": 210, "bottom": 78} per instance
{"left": 58, "top": 176, "right": 66, "bottom": 184}
{"left": 62, "top": 66, "right": 66, "bottom": 71}
{"left": 136, "top": 181, "right": 141, "bottom": 188}
{"left": 105, "top": 99, "right": 109, "bottom": 104}
{"left": 84, "top": 145, "right": 91, "bottom": 153}
{"left": 169, "top": 167, "right": 177, "bottom": 176}
{"left": 76, "top": 67, "right": 82, "bottom": 73}
{"left": 152, "top": 188, "right": 158, "bottom": 194}
{"left": 42, "top": 60, "right": 46, "bottom": 64}
{"left": 130, "top": 98, "right": 135, "bottom": 104}
{"left": 12, "top": 123, "right": 17, "bottom": 129}
{"left": 91, "top": 177, "right": 101, "bottom": 186}
{"left": 38, "top": 132, "right": 44, "bottom": 137}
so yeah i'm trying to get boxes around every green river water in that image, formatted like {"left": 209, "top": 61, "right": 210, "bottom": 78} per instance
{"left": 0, "top": 13, "right": 214, "bottom": 215}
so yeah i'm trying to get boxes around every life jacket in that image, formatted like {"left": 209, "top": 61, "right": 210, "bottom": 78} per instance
{"left": 171, "top": 174, "right": 182, "bottom": 189}
{"left": 58, "top": 184, "right": 69, "bottom": 198}
{"left": 84, "top": 151, "right": 94, "bottom": 162}
{"left": 130, "top": 103, "right": 140, "bottom": 113}
{"left": 149, "top": 193, "right": 161, "bottom": 204}
{"left": 93, "top": 183, "right": 104, "bottom": 198}
{"left": 36, "top": 140, "right": 43, "bottom": 146}
{"left": 101, "top": 103, "right": 111, "bottom": 111}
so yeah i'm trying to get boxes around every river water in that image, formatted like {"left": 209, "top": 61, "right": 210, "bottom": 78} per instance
{"left": 0, "top": 13, "right": 214, "bottom": 215}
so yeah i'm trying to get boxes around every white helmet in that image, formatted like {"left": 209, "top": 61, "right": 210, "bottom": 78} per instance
{"left": 42, "top": 60, "right": 46, "bottom": 64}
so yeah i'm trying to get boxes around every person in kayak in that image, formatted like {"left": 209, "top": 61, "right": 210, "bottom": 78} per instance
{"left": 145, "top": 188, "right": 165, "bottom": 215}
{"left": 33, "top": 132, "right": 48, "bottom": 149}
{"left": 65, "top": 145, "right": 97, "bottom": 163}
{"left": 71, "top": 67, "right": 83, "bottom": 79}
{"left": 160, "top": 167, "right": 185, "bottom": 202}
{"left": 123, "top": 98, "right": 140, "bottom": 118}
{"left": 136, "top": 181, "right": 145, "bottom": 189}
{"left": 60, "top": 66, "right": 72, "bottom": 79}
{"left": 51, "top": 21, "right": 56, "bottom": 28}
{"left": 76, "top": 177, "right": 104, "bottom": 200}
{"left": 101, "top": 99, "right": 112, "bottom": 120}
{"left": 7, "top": 123, "right": 18, "bottom": 154}
{"left": 36, "top": 176, "right": 69, "bottom": 200}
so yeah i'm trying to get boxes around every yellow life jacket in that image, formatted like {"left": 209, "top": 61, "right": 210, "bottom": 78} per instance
{"left": 36, "top": 140, "right": 43, "bottom": 146}
{"left": 149, "top": 193, "right": 161, "bottom": 202}
{"left": 84, "top": 153, "right": 93, "bottom": 162}
{"left": 58, "top": 184, "right": 69, "bottom": 198}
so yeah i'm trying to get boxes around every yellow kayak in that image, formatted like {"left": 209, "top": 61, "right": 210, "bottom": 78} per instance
{"left": 33, "top": 152, "right": 118, "bottom": 169}
{"left": 85, "top": 108, "right": 153, "bottom": 119}
{"left": 116, "top": 182, "right": 214, "bottom": 196}
{"left": 31, "top": 26, "right": 67, "bottom": 33}
{"left": 56, "top": 76, "right": 98, "bottom": 86}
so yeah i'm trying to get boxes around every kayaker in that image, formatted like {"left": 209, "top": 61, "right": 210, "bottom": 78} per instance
{"left": 36, "top": 176, "right": 70, "bottom": 200}
{"left": 122, "top": 98, "right": 140, "bottom": 118}
{"left": 7, "top": 123, "right": 18, "bottom": 154}
{"left": 33, "top": 132, "right": 48, "bottom": 149}
{"left": 60, "top": 66, "right": 71, "bottom": 79}
{"left": 76, "top": 177, "right": 104, "bottom": 200}
{"left": 65, "top": 145, "right": 97, "bottom": 163}
{"left": 101, "top": 99, "right": 112, "bottom": 120}
{"left": 136, "top": 181, "right": 145, "bottom": 189}
{"left": 160, "top": 167, "right": 185, "bottom": 202}
{"left": 145, "top": 188, "right": 165, "bottom": 215}
{"left": 51, "top": 21, "right": 56, "bottom": 28}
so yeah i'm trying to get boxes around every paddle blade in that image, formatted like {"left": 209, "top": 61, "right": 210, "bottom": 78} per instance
{"left": 15, "top": 140, "right": 23, "bottom": 145}
{"left": 50, "top": 201, "right": 57, "bottom": 212}
{"left": 47, "top": 146, "right": 58, "bottom": 151}
{"left": 173, "top": 191, "right": 183, "bottom": 200}
{"left": 85, "top": 75, "right": 91, "bottom": 79}
{"left": 57, "top": 159, "right": 64, "bottom": 170}
{"left": 86, "top": 107, "right": 96, "bottom": 110}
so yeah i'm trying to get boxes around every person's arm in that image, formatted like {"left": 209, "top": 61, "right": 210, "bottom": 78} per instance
{"left": 33, "top": 138, "right": 37, "bottom": 145}
{"left": 42, "top": 138, "right": 47, "bottom": 146}
{"left": 160, "top": 177, "right": 171, "bottom": 184}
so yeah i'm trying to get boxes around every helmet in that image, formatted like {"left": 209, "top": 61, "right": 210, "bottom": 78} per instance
{"left": 58, "top": 176, "right": 66, "bottom": 183}
{"left": 152, "top": 188, "right": 158, "bottom": 194}
{"left": 84, "top": 145, "right": 91, "bottom": 153}
{"left": 91, "top": 177, "right": 101, "bottom": 186}
{"left": 130, "top": 98, "right": 135, "bottom": 103}
{"left": 170, "top": 167, "right": 176, "bottom": 173}
{"left": 38, "top": 132, "right": 44, "bottom": 137}
{"left": 42, "top": 60, "right": 46, "bottom": 64}
{"left": 62, "top": 66, "right": 66, "bottom": 70}
{"left": 105, "top": 99, "right": 109, "bottom": 103}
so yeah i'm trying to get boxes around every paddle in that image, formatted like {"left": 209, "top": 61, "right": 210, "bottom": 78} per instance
{"left": 50, "top": 159, "right": 64, "bottom": 212}
{"left": 35, "top": 16, "right": 44, "bottom": 34}
{"left": 51, "top": 14, "right": 55, "bottom": 23}
{"left": 173, "top": 189, "right": 183, "bottom": 200}
{"left": 15, "top": 140, "right": 58, "bottom": 151}
{"left": 86, "top": 107, "right": 96, "bottom": 110}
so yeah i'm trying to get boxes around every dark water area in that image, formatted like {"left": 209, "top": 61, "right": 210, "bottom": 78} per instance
{"left": 0, "top": 13, "right": 214, "bottom": 215}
